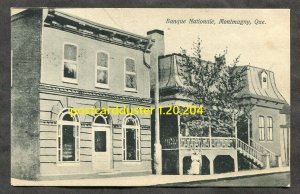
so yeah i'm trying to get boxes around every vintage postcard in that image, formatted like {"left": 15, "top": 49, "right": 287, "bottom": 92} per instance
{"left": 11, "top": 8, "right": 290, "bottom": 187}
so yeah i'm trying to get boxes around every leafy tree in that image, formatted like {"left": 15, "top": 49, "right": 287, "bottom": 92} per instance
{"left": 178, "top": 38, "right": 253, "bottom": 137}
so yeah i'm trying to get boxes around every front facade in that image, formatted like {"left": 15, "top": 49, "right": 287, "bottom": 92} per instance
{"left": 11, "top": 9, "right": 290, "bottom": 180}
{"left": 11, "top": 9, "right": 158, "bottom": 179}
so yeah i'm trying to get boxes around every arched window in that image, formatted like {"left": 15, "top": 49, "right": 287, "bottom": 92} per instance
{"left": 94, "top": 115, "right": 109, "bottom": 125}
{"left": 122, "top": 115, "right": 140, "bottom": 161}
{"left": 57, "top": 108, "right": 80, "bottom": 162}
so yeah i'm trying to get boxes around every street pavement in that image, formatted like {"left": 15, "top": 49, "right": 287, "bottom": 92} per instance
{"left": 159, "top": 172, "right": 290, "bottom": 187}
{"left": 11, "top": 167, "right": 290, "bottom": 187}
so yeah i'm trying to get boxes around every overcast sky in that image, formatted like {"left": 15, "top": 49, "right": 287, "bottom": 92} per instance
{"left": 12, "top": 8, "right": 290, "bottom": 103}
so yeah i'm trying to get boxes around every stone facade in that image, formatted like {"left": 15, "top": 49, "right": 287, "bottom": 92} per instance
{"left": 11, "top": 8, "right": 157, "bottom": 179}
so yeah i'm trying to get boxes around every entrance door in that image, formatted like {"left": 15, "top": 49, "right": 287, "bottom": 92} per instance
{"left": 92, "top": 126, "right": 111, "bottom": 172}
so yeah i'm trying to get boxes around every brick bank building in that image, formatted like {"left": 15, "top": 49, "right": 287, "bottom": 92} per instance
{"left": 11, "top": 9, "right": 290, "bottom": 179}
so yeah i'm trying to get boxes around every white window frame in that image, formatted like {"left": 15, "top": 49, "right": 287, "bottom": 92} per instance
{"left": 124, "top": 57, "right": 137, "bottom": 92}
{"left": 62, "top": 43, "right": 78, "bottom": 84}
{"left": 95, "top": 51, "right": 109, "bottom": 89}
{"left": 57, "top": 108, "right": 80, "bottom": 163}
{"left": 122, "top": 115, "right": 141, "bottom": 161}
{"left": 258, "top": 116, "right": 265, "bottom": 141}
{"left": 267, "top": 117, "right": 273, "bottom": 141}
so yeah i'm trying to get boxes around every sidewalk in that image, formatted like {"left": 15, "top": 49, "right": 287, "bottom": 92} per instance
{"left": 11, "top": 167, "right": 290, "bottom": 186}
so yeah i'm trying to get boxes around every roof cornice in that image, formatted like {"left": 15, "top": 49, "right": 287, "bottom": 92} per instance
{"left": 43, "top": 9, "right": 155, "bottom": 52}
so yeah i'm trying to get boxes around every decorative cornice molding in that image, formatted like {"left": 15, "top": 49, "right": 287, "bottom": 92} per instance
{"left": 40, "top": 120, "right": 151, "bottom": 130}
{"left": 39, "top": 83, "right": 152, "bottom": 106}
{"left": 44, "top": 9, "right": 154, "bottom": 53}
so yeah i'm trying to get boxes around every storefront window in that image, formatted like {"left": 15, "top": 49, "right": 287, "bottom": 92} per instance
{"left": 122, "top": 115, "right": 140, "bottom": 161}
{"left": 57, "top": 108, "right": 80, "bottom": 162}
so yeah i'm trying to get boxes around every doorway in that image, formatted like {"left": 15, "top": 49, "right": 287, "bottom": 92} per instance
{"left": 92, "top": 115, "right": 111, "bottom": 172}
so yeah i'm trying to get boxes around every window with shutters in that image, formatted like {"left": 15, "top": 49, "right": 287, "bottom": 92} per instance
{"left": 63, "top": 43, "right": 78, "bottom": 83}
{"left": 125, "top": 58, "right": 137, "bottom": 91}
{"left": 96, "top": 51, "right": 109, "bottom": 88}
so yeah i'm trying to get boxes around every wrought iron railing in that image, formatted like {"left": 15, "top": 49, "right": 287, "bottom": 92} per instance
{"left": 179, "top": 136, "right": 236, "bottom": 149}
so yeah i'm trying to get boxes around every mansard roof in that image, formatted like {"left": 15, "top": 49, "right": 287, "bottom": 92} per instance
{"left": 158, "top": 54, "right": 287, "bottom": 105}
{"left": 237, "top": 65, "right": 287, "bottom": 104}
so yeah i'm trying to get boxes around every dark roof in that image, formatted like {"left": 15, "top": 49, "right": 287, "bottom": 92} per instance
{"left": 158, "top": 55, "right": 287, "bottom": 104}
{"left": 238, "top": 65, "right": 287, "bottom": 104}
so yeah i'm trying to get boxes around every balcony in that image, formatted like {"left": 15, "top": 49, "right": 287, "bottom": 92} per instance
{"left": 162, "top": 135, "right": 236, "bottom": 150}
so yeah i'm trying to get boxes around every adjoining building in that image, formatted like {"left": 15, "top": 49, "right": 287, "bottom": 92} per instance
{"left": 11, "top": 8, "right": 290, "bottom": 180}
{"left": 157, "top": 54, "right": 290, "bottom": 175}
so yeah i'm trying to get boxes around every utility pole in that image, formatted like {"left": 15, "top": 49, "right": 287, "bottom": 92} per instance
{"left": 154, "top": 58, "right": 162, "bottom": 174}
{"left": 147, "top": 30, "right": 165, "bottom": 175}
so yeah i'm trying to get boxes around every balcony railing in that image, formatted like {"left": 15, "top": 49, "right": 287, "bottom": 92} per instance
{"left": 162, "top": 136, "right": 236, "bottom": 150}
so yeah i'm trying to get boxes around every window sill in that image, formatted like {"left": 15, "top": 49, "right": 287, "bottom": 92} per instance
{"left": 95, "top": 84, "right": 110, "bottom": 90}
{"left": 62, "top": 78, "right": 78, "bottom": 85}
{"left": 122, "top": 161, "right": 142, "bottom": 164}
{"left": 124, "top": 88, "right": 138, "bottom": 93}
{"left": 56, "top": 162, "right": 80, "bottom": 166}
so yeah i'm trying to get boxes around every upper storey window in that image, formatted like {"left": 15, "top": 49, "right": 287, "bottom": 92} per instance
{"left": 63, "top": 44, "right": 78, "bottom": 83}
{"left": 261, "top": 71, "right": 268, "bottom": 89}
{"left": 125, "top": 58, "right": 137, "bottom": 91}
{"left": 96, "top": 52, "right": 109, "bottom": 88}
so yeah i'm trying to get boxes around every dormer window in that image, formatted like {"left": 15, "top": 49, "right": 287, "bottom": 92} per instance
{"left": 261, "top": 71, "right": 268, "bottom": 89}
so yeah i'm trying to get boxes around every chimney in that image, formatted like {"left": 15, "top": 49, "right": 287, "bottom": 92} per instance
{"left": 147, "top": 29, "right": 165, "bottom": 57}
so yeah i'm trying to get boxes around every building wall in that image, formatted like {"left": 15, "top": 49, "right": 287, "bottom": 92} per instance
{"left": 41, "top": 26, "right": 150, "bottom": 99}
{"left": 251, "top": 105, "right": 285, "bottom": 155}
{"left": 11, "top": 9, "right": 42, "bottom": 179}
{"left": 39, "top": 24, "right": 152, "bottom": 176}
{"left": 39, "top": 93, "right": 152, "bottom": 176}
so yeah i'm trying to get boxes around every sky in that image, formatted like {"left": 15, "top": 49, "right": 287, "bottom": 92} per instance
{"left": 12, "top": 8, "right": 290, "bottom": 103}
